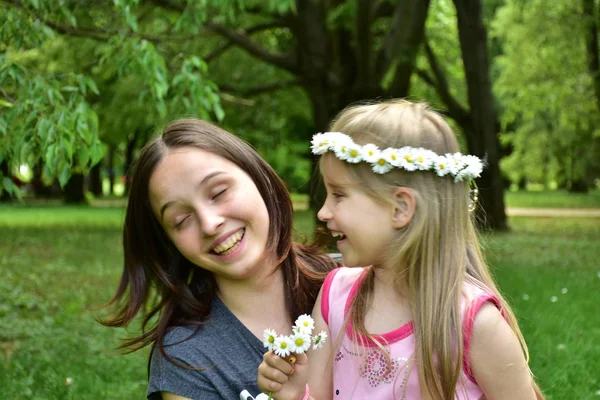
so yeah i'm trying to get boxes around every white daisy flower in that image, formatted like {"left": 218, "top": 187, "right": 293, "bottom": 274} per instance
{"left": 333, "top": 138, "right": 355, "bottom": 161}
{"left": 398, "top": 147, "right": 418, "bottom": 171}
{"left": 262, "top": 328, "right": 277, "bottom": 350}
{"left": 311, "top": 133, "right": 330, "bottom": 155}
{"left": 372, "top": 157, "right": 393, "bottom": 174}
{"left": 361, "top": 144, "right": 380, "bottom": 163}
{"left": 324, "top": 132, "right": 352, "bottom": 150}
{"left": 414, "top": 148, "right": 435, "bottom": 171}
{"left": 290, "top": 332, "right": 312, "bottom": 354}
{"left": 382, "top": 148, "right": 401, "bottom": 166}
{"left": 434, "top": 155, "right": 452, "bottom": 177}
{"left": 458, "top": 155, "right": 483, "bottom": 181}
{"left": 312, "top": 331, "right": 328, "bottom": 350}
{"left": 273, "top": 335, "right": 293, "bottom": 357}
{"left": 345, "top": 143, "right": 363, "bottom": 163}
{"left": 448, "top": 152, "right": 466, "bottom": 175}
{"left": 294, "top": 314, "right": 315, "bottom": 333}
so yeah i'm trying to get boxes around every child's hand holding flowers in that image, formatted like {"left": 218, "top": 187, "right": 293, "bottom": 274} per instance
{"left": 255, "top": 314, "right": 327, "bottom": 400}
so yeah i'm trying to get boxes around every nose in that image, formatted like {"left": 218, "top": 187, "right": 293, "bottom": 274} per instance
{"left": 198, "top": 206, "right": 225, "bottom": 236}
{"left": 317, "top": 201, "right": 332, "bottom": 222}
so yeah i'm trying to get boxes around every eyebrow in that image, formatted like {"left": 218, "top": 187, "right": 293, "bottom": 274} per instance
{"left": 159, "top": 171, "right": 226, "bottom": 221}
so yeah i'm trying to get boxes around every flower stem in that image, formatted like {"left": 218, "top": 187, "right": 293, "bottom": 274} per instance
{"left": 267, "top": 392, "right": 273, "bottom": 400}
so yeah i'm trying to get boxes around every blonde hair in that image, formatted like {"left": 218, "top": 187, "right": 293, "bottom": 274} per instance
{"left": 324, "top": 99, "right": 543, "bottom": 399}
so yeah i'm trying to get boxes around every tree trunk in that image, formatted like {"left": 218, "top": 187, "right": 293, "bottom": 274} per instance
{"left": 124, "top": 129, "right": 142, "bottom": 195}
{"left": 31, "top": 163, "right": 62, "bottom": 198}
{"left": 106, "top": 145, "right": 116, "bottom": 196}
{"left": 291, "top": 0, "right": 432, "bottom": 245}
{"left": 63, "top": 172, "right": 86, "bottom": 204}
{"left": 453, "top": 0, "right": 508, "bottom": 231}
{"left": 0, "top": 160, "right": 11, "bottom": 202}
{"left": 582, "top": 0, "right": 600, "bottom": 187}
{"left": 88, "top": 162, "right": 103, "bottom": 196}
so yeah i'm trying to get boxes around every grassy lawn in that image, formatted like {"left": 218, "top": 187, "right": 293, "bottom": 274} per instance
{"left": 505, "top": 189, "right": 600, "bottom": 209}
{"left": 1, "top": 204, "right": 599, "bottom": 399}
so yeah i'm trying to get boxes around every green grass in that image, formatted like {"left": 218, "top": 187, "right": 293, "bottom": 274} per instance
{"left": 1, "top": 205, "right": 599, "bottom": 399}
{"left": 483, "top": 218, "right": 600, "bottom": 399}
{"left": 505, "top": 189, "right": 600, "bottom": 209}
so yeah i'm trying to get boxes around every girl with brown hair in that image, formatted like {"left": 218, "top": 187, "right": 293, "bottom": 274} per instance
{"left": 100, "top": 118, "right": 338, "bottom": 400}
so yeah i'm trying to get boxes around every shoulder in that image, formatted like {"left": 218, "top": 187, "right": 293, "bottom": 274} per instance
{"left": 468, "top": 304, "right": 537, "bottom": 398}
{"left": 469, "top": 303, "right": 523, "bottom": 373}
{"left": 321, "top": 267, "right": 367, "bottom": 324}
{"left": 322, "top": 267, "right": 366, "bottom": 301}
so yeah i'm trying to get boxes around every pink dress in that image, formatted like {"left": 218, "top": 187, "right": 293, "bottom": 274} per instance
{"left": 321, "top": 267, "right": 502, "bottom": 399}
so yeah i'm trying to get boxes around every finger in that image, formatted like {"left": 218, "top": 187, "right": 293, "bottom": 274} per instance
{"left": 258, "top": 362, "right": 290, "bottom": 385}
{"left": 257, "top": 374, "right": 283, "bottom": 393}
{"left": 263, "top": 351, "right": 295, "bottom": 375}
{"left": 289, "top": 352, "right": 308, "bottom": 366}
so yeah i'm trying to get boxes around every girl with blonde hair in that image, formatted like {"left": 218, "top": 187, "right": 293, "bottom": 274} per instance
{"left": 257, "top": 100, "right": 544, "bottom": 399}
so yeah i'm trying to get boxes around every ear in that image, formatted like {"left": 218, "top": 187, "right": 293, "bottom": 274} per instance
{"left": 391, "top": 187, "right": 416, "bottom": 229}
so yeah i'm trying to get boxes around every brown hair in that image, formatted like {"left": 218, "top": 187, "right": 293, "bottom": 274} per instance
{"left": 324, "top": 100, "right": 544, "bottom": 399}
{"left": 99, "top": 119, "right": 337, "bottom": 366}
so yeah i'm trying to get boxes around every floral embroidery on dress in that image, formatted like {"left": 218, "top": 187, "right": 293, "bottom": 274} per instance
{"left": 359, "top": 348, "right": 400, "bottom": 387}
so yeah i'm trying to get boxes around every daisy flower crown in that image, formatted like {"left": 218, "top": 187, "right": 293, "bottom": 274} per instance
{"left": 311, "top": 132, "right": 484, "bottom": 182}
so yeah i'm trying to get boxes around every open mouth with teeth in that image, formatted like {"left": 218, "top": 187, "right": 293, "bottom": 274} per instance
{"left": 211, "top": 229, "right": 245, "bottom": 256}
{"left": 332, "top": 232, "right": 346, "bottom": 241}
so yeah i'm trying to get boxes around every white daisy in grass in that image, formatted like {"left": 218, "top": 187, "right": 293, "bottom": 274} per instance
{"left": 294, "top": 314, "right": 315, "bottom": 333}
{"left": 361, "top": 144, "right": 381, "bottom": 163}
{"left": 372, "top": 157, "right": 393, "bottom": 174}
{"left": 414, "top": 148, "right": 436, "bottom": 171}
{"left": 273, "top": 335, "right": 294, "bottom": 357}
{"left": 382, "top": 148, "right": 401, "bottom": 166}
{"left": 397, "top": 147, "right": 418, "bottom": 171}
{"left": 290, "top": 332, "right": 312, "bottom": 354}
{"left": 312, "top": 331, "right": 328, "bottom": 350}
{"left": 262, "top": 329, "right": 277, "bottom": 351}
{"left": 434, "top": 155, "right": 452, "bottom": 177}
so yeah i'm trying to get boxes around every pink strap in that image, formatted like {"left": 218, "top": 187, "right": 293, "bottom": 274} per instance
{"left": 321, "top": 268, "right": 340, "bottom": 325}
{"left": 301, "top": 383, "right": 310, "bottom": 400}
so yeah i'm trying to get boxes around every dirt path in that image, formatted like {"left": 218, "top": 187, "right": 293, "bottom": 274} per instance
{"left": 507, "top": 208, "right": 600, "bottom": 217}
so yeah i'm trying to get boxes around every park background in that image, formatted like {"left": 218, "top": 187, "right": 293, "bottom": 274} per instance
{"left": 1, "top": 0, "right": 599, "bottom": 399}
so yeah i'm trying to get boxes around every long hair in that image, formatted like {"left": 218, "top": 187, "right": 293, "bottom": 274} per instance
{"left": 324, "top": 100, "right": 543, "bottom": 399}
{"left": 99, "top": 119, "right": 337, "bottom": 366}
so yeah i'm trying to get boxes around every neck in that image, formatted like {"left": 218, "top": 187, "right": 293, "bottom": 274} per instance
{"left": 215, "top": 261, "right": 293, "bottom": 337}
{"left": 373, "top": 263, "right": 409, "bottom": 298}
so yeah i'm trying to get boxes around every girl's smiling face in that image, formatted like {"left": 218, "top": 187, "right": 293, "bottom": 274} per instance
{"left": 317, "top": 156, "right": 397, "bottom": 268}
{"left": 149, "top": 147, "right": 270, "bottom": 281}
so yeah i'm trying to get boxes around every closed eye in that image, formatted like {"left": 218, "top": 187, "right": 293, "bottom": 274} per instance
{"left": 174, "top": 216, "right": 190, "bottom": 229}
{"left": 212, "top": 188, "right": 227, "bottom": 201}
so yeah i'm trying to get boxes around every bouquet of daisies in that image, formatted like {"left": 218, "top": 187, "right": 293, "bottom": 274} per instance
{"left": 262, "top": 314, "right": 327, "bottom": 357}
{"left": 241, "top": 315, "right": 327, "bottom": 400}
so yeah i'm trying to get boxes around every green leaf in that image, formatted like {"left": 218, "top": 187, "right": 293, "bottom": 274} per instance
{"left": 58, "top": 164, "right": 71, "bottom": 188}
{"left": 77, "top": 147, "right": 90, "bottom": 167}
{"left": 45, "top": 143, "right": 57, "bottom": 174}
{"left": 0, "top": 99, "right": 13, "bottom": 108}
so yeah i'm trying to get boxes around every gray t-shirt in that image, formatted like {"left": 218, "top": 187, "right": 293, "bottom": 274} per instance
{"left": 147, "top": 297, "right": 265, "bottom": 400}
